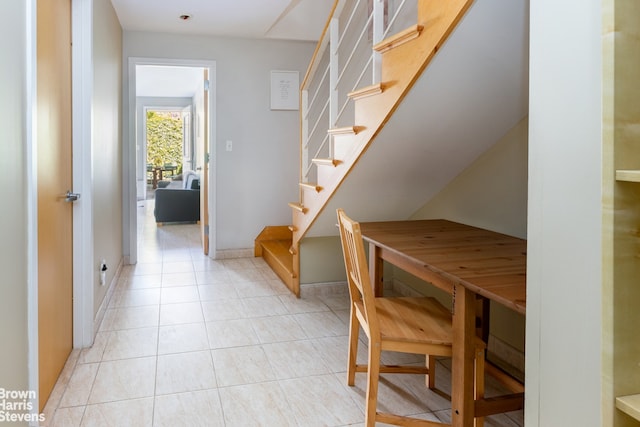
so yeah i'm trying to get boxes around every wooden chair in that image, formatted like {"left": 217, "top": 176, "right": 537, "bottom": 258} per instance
{"left": 336, "top": 209, "right": 486, "bottom": 427}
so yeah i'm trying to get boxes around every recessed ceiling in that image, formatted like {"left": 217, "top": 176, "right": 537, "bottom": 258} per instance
{"left": 110, "top": 0, "right": 333, "bottom": 41}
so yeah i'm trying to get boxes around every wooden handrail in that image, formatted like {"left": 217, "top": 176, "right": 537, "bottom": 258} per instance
{"left": 300, "top": 0, "right": 341, "bottom": 91}
{"left": 300, "top": 0, "right": 340, "bottom": 205}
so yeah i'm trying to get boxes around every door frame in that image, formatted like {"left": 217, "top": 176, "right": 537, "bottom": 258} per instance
{"left": 124, "top": 57, "right": 217, "bottom": 263}
{"left": 26, "top": 0, "right": 38, "bottom": 404}
{"left": 26, "top": 0, "right": 94, "bottom": 408}
{"left": 70, "top": 0, "right": 94, "bottom": 350}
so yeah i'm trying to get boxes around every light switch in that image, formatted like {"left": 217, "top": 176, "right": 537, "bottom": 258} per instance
{"left": 226, "top": 140, "right": 233, "bottom": 151}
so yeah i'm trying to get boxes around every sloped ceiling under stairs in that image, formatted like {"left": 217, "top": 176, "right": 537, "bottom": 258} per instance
{"left": 307, "top": 0, "right": 529, "bottom": 237}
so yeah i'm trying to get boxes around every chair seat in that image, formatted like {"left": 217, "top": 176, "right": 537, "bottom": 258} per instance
{"left": 376, "top": 297, "right": 453, "bottom": 346}
{"left": 354, "top": 297, "right": 451, "bottom": 345}
{"left": 356, "top": 297, "right": 486, "bottom": 350}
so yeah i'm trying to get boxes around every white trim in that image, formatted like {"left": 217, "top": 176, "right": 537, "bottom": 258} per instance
{"left": 214, "top": 248, "right": 253, "bottom": 259}
{"left": 25, "top": 0, "right": 39, "bottom": 417}
{"left": 71, "top": 0, "right": 94, "bottom": 348}
{"left": 207, "top": 64, "right": 217, "bottom": 257}
{"left": 124, "top": 58, "right": 137, "bottom": 265}
{"left": 299, "top": 281, "right": 348, "bottom": 298}
{"left": 125, "top": 57, "right": 217, "bottom": 261}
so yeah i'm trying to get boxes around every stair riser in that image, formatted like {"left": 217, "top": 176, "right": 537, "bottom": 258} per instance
{"left": 332, "top": 133, "right": 354, "bottom": 160}
{"left": 316, "top": 163, "right": 336, "bottom": 187}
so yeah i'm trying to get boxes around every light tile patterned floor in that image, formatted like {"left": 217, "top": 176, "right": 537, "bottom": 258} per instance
{"left": 44, "top": 200, "right": 524, "bottom": 426}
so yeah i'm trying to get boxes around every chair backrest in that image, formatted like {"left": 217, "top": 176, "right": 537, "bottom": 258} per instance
{"left": 337, "top": 209, "right": 380, "bottom": 337}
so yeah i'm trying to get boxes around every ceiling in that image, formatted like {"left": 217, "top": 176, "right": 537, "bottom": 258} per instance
{"left": 110, "top": 0, "right": 333, "bottom": 42}
{"left": 122, "top": 0, "right": 333, "bottom": 98}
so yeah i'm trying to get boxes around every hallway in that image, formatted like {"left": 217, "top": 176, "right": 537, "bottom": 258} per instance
{"left": 43, "top": 201, "right": 524, "bottom": 426}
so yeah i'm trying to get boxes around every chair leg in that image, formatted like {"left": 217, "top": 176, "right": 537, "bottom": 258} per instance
{"left": 347, "top": 308, "right": 360, "bottom": 386}
{"left": 365, "top": 342, "right": 381, "bottom": 427}
{"left": 426, "top": 355, "right": 437, "bottom": 389}
{"left": 474, "top": 348, "right": 485, "bottom": 427}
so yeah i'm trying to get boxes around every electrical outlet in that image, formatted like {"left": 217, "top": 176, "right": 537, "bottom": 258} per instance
{"left": 100, "top": 259, "right": 107, "bottom": 286}
{"left": 226, "top": 140, "right": 233, "bottom": 151}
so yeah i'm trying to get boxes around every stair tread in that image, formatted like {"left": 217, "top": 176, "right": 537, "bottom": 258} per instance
{"left": 262, "top": 239, "right": 293, "bottom": 254}
{"left": 348, "top": 83, "right": 384, "bottom": 100}
{"left": 328, "top": 126, "right": 359, "bottom": 135}
{"left": 300, "top": 182, "right": 323, "bottom": 192}
{"left": 288, "top": 202, "right": 308, "bottom": 213}
{"left": 261, "top": 240, "right": 295, "bottom": 279}
{"left": 312, "top": 158, "right": 340, "bottom": 166}
{"left": 374, "top": 24, "right": 424, "bottom": 53}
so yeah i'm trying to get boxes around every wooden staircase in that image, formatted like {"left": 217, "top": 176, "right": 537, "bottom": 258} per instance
{"left": 256, "top": 0, "right": 474, "bottom": 297}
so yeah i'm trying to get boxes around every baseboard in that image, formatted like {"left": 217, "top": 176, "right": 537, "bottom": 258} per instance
{"left": 92, "top": 258, "right": 123, "bottom": 338}
{"left": 214, "top": 248, "right": 253, "bottom": 259}
{"left": 299, "top": 278, "right": 392, "bottom": 298}
{"left": 300, "top": 281, "right": 348, "bottom": 298}
{"left": 487, "top": 335, "right": 525, "bottom": 383}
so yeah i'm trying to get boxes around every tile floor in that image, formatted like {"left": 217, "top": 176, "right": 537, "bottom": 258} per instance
{"left": 44, "top": 200, "right": 524, "bottom": 426}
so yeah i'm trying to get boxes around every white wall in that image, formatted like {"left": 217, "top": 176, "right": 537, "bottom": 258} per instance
{"left": 123, "top": 32, "right": 315, "bottom": 253}
{"left": 412, "top": 117, "right": 528, "bottom": 239}
{"left": 93, "top": 0, "right": 123, "bottom": 313}
{"left": 0, "top": 0, "right": 31, "bottom": 402}
{"left": 526, "top": 0, "right": 602, "bottom": 425}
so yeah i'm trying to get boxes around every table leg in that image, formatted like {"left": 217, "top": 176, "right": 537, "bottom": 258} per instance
{"left": 452, "top": 284, "right": 477, "bottom": 427}
{"left": 368, "top": 243, "right": 384, "bottom": 296}
{"left": 152, "top": 168, "right": 164, "bottom": 189}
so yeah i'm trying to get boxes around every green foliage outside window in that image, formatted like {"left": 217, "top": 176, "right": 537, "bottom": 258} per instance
{"left": 146, "top": 111, "right": 183, "bottom": 169}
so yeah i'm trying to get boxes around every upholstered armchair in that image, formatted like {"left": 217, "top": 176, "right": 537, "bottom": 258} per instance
{"left": 153, "top": 172, "right": 200, "bottom": 224}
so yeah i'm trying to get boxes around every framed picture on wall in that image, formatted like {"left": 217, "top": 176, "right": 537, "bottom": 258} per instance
{"left": 270, "top": 70, "right": 299, "bottom": 111}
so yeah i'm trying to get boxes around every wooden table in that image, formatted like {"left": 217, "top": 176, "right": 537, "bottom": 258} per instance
{"left": 359, "top": 219, "right": 526, "bottom": 427}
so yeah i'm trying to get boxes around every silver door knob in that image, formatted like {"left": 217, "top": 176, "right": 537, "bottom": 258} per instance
{"left": 65, "top": 191, "right": 81, "bottom": 202}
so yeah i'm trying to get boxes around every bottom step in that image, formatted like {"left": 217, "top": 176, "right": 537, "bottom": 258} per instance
{"left": 261, "top": 239, "right": 296, "bottom": 293}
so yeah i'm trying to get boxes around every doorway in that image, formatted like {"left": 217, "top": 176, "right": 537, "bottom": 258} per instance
{"left": 126, "top": 60, "right": 216, "bottom": 263}
{"left": 140, "top": 106, "right": 193, "bottom": 200}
